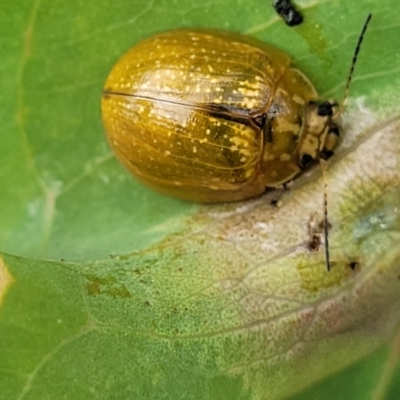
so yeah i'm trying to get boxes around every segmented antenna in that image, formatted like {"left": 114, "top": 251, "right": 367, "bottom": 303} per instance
{"left": 322, "top": 14, "right": 372, "bottom": 272}
{"left": 320, "top": 159, "right": 331, "bottom": 271}
{"left": 339, "top": 13, "right": 372, "bottom": 112}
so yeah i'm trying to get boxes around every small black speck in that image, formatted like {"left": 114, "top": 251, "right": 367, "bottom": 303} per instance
{"left": 349, "top": 261, "right": 359, "bottom": 271}
{"left": 272, "top": 0, "right": 303, "bottom": 27}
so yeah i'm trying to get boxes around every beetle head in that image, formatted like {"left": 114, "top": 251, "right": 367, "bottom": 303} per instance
{"left": 297, "top": 100, "right": 339, "bottom": 169}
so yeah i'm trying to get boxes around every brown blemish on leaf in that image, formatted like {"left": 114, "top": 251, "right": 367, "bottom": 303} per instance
{"left": 307, "top": 234, "right": 321, "bottom": 252}
{"left": 85, "top": 280, "right": 102, "bottom": 296}
{"left": 305, "top": 213, "right": 329, "bottom": 253}
{"left": 0, "top": 256, "right": 15, "bottom": 306}
{"left": 84, "top": 275, "right": 131, "bottom": 298}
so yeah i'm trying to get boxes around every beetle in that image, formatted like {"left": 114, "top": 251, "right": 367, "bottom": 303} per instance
{"left": 101, "top": 29, "right": 351, "bottom": 203}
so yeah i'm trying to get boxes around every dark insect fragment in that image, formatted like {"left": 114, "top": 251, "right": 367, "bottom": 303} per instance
{"left": 272, "top": 0, "right": 303, "bottom": 26}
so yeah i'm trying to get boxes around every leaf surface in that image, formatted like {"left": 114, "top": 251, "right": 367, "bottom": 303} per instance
{"left": 1, "top": 0, "right": 400, "bottom": 399}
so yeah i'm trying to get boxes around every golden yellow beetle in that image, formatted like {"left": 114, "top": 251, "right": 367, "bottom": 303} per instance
{"left": 102, "top": 29, "right": 339, "bottom": 202}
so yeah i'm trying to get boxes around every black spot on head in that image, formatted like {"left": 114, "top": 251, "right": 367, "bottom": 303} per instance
{"left": 300, "top": 153, "right": 314, "bottom": 167}
{"left": 320, "top": 149, "right": 334, "bottom": 160}
{"left": 317, "top": 101, "right": 334, "bottom": 116}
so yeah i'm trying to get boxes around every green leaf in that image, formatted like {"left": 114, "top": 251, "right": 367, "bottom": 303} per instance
{"left": 1, "top": 0, "right": 400, "bottom": 399}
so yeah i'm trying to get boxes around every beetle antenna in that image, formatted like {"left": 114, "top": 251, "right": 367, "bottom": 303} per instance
{"left": 320, "top": 14, "right": 372, "bottom": 272}
{"left": 319, "top": 159, "right": 331, "bottom": 271}
{"left": 339, "top": 13, "right": 372, "bottom": 112}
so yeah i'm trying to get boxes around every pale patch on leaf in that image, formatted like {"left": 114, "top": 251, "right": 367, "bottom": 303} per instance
{"left": 0, "top": 257, "right": 14, "bottom": 306}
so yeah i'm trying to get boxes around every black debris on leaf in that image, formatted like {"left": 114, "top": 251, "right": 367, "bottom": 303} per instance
{"left": 272, "top": 0, "right": 303, "bottom": 26}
